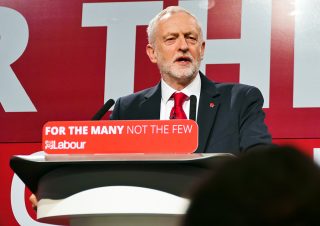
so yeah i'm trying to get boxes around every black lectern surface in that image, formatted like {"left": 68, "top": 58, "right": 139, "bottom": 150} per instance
{"left": 10, "top": 153, "right": 234, "bottom": 199}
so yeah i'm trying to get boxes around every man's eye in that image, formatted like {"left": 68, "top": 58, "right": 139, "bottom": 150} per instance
{"left": 187, "top": 37, "right": 197, "bottom": 44}
{"left": 164, "top": 37, "right": 176, "bottom": 44}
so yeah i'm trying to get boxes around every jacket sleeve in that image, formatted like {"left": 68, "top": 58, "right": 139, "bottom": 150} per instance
{"left": 238, "top": 86, "right": 272, "bottom": 151}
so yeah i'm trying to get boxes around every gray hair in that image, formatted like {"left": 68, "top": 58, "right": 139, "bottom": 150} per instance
{"left": 147, "top": 6, "right": 203, "bottom": 45}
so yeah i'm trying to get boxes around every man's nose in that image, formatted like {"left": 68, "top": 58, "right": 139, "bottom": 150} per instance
{"left": 178, "top": 37, "right": 189, "bottom": 52}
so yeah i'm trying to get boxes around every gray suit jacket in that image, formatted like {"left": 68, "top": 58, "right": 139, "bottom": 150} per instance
{"left": 110, "top": 73, "right": 272, "bottom": 155}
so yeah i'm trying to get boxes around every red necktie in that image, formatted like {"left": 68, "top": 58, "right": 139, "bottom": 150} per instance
{"left": 170, "top": 92, "right": 188, "bottom": 119}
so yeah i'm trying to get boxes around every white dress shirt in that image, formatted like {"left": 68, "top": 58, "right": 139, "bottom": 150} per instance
{"left": 160, "top": 74, "right": 201, "bottom": 120}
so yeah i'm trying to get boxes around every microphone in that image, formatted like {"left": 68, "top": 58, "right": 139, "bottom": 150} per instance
{"left": 189, "top": 95, "right": 197, "bottom": 121}
{"left": 91, "top": 99, "right": 115, "bottom": 120}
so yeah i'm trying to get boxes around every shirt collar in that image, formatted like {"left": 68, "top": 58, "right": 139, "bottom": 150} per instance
{"left": 161, "top": 73, "right": 201, "bottom": 103}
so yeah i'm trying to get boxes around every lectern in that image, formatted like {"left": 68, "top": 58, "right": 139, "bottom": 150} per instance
{"left": 10, "top": 153, "right": 234, "bottom": 226}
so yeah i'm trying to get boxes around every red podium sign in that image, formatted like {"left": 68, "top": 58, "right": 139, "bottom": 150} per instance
{"left": 43, "top": 120, "right": 198, "bottom": 154}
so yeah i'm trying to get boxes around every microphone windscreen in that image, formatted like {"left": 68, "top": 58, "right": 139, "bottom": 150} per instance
{"left": 189, "top": 95, "right": 197, "bottom": 121}
{"left": 91, "top": 99, "right": 115, "bottom": 120}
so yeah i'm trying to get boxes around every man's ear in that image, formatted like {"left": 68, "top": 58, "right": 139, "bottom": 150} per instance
{"left": 200, "top": 41, "right": 206, "bottom": 60}
{"left": 146, "top": 44, "right": 157, "bottom": 64}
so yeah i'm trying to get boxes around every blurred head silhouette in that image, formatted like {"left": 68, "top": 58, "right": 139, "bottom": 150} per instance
{"left": 182, "top": 146, "right": 320, "bottom": 226}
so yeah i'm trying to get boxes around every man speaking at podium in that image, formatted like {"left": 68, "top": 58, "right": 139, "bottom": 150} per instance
{"left": 110, "top": 6, "right": 272, "bottom": 155}
{"left": 29, "top": 6, "right": 272, "bottom": 210}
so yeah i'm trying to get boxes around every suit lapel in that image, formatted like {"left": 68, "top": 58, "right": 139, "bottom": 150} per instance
{"left": 139, "top": 83, "right": 161, "bottom": 119}
{"left": 195, "top": 74, "right": 221, "bottom": 153}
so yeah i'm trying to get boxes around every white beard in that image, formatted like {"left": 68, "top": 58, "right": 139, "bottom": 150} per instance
{"left": 158, "top": 57, "right": 201, "bottom": 80}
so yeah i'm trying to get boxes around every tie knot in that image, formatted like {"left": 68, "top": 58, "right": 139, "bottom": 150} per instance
{"left": 172, "top": 92, "right": 188, "bottom": 107}
{"left": 170, "top": 92, "right": 188, "bottom": 119}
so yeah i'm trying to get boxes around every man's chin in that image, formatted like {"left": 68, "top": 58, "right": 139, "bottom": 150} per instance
{"left": 170, "top": 69, "right": 196, "bottom": 80}
{"left": 169, "top": 72, "right": 197, "bottom": 84}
